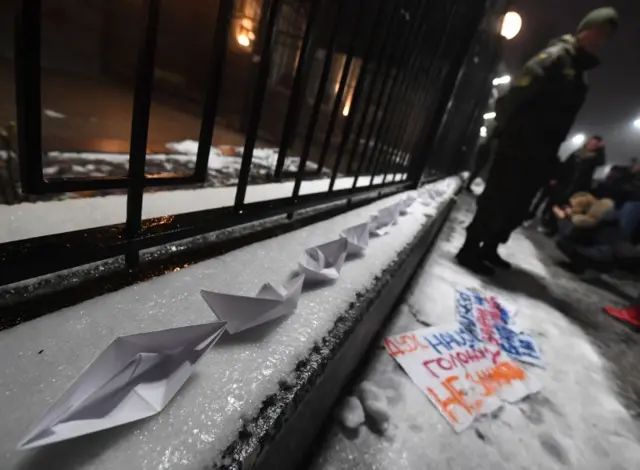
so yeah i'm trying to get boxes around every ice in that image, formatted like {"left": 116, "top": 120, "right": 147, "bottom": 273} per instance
{"left": 308, "top": 196, "right": 640, "bottom": 470}
{"left": 336, "top": 396, "right": 365, "bottom": 430}
{"left": 0, "top": 177, "right": 460, "bottom": 470}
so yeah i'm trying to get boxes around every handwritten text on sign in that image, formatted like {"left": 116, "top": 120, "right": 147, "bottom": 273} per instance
{"left": 385, "top": 324, "right": 540, "bottom": 432}
{"left": 456, "top": 288, "right": 544, "bottom": 368}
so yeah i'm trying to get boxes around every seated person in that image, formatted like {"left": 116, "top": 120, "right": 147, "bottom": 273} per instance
{"left": 553, "top": 192, "right": 615, "bottom": 240}
{"left": 593, "top": 159, "right": 640, "bottom": 207}
{"left": 539, "top": 137, "right": 606, "bottom": 234}
{"left": 555, "top": 198, "right": 640, "bottom": 273}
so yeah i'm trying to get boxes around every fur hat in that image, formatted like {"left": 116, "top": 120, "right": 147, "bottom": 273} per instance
{"left": 577, "top": 7, "right": 619, "bottom": 34}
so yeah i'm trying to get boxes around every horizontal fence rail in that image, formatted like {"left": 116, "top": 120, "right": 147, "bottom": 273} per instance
{"left": 0, "top": 0, "right": 504, "bottom": 288}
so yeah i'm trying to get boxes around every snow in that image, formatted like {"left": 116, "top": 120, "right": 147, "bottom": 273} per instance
{"left": 336, "top": 396, "right": 366, "bottom": 430}
{"left": 0, "top": 175, "right": 407, "bottom": 243}
{"left": 165, "top": 139, "right": 321, "bottom": 173}
{"left": 0, "top": 177, "right": 459, "bottom": 470}
{"left": 309, "top": 196, "right": 640, "bottom": 470}
{"left": 356, "top": 381, "right": 391, "bottom": 433}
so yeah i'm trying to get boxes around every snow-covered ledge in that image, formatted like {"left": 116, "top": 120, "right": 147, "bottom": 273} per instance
{"left": 0, "top": 177, "right": 461, "bottom": 470}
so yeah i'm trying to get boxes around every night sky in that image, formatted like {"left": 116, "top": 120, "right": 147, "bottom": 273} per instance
{"left": 503, "top": 0, "right": 640, "bottom": 162}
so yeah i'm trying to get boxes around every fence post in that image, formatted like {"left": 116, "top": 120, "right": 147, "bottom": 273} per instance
{"left": 13, "top": 0, "right": 44, "bottom": 195}
{"left": 124, "top": 0, "right": 161, "bottom": 269}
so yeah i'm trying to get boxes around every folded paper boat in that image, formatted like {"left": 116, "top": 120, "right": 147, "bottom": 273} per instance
{"left": 339, "top": 222, "right": 370, "bottom": 255}
{"left": 369, "top": 202, "right": 401, "bottom": 236}
{"left": 399, "top": 193, "right": 418, "bottom": 215}
{"left": 299, "top": 238, "right": 348, "bottom": 282}
{"left": 201, "top": 274, "right": 305, "bottom": 334}
{"left": 18, "top": 321, "right": 227, "bottom": 450}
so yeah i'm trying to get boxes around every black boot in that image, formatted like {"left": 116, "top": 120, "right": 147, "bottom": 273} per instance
{"left": 480, "top": 242, "right": 512, "bottom": 270}
{"left": 456, "top": 237, "right": 495, "bottom": 276}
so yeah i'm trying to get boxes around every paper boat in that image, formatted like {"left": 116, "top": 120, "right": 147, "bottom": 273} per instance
{"left": 18, "top": 321, "right": 227, "bottom": 450}
{"left": 399, "top": 193, "right": 418, "bottom": 215}
{"left": 369, "top": 203, "right": 401, "bottom": 236}
{"left": 340, "top": 222, "right": 370, "bottom": 255}
{"left": 299, "top": 238, "right": 348, "bottom": 282}
{"left": 201, "top": 275, "right": 304, "bottom": 334}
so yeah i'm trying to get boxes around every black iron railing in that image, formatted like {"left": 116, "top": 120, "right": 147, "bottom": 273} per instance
{"left": 1, "top": 0, "right": 503, "bottom": 288}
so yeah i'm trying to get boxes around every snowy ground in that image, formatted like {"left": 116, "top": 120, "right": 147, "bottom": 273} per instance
{"left": 0, "top": 144, "right": 332, "bottom": 203}
{"left": 1, "top": 140, "right": 408, "bottom": 204}
{"left": 0, "top": 177, "right": 458, "bottom": 470}
{"left": 308, "top": 195, "right": 640, "bottom": 470}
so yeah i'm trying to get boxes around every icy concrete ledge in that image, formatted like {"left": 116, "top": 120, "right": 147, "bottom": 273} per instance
{"left": 0, "top": 177, "right": 459, "bottom": 470}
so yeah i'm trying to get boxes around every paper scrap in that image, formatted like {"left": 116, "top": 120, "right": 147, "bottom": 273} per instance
{"left": 18, "top": 321, "right": 227, "bottom": 449}
{"left": 299, "top": 238, "right": 348, "bottom": 282}
{"left": 340, "top": 222, "right": 370, "bottom": 255}
{"left": 385, "top": 324, "right": 540, "bottom": 432}
{"left": 201, "top": 274, "right": 304, "bottom": 334}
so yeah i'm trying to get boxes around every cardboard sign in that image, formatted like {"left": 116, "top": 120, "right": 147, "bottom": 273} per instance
{"left": 456, "top": 288, "right": 544, "bottom": 368}
{"left": 385, "top": 324, "right": 541, "bottom": 432}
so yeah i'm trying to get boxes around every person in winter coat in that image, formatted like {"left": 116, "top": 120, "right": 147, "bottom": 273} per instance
{"left": 552, "top": 191, "right": 615, "bottom": 236}
{"left": 562, "top": 135, "right": 606, "bottom": 195}
{"left": 556, "top": 200, "right": 640, "bottom": 273}
{"left": 593, "top": 158, "right": 640, "bottom": 207}
{"left": 456, "top": 7, "right": 619, "bottom": 275}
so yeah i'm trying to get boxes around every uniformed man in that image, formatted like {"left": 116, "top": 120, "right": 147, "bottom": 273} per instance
{"left": 456, "top": 7, "right": 619, "bottom": 275}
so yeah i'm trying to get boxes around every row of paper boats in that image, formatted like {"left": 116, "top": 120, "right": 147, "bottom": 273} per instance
{"left": 17, "top": 184, "right": 457, "bottom": 450}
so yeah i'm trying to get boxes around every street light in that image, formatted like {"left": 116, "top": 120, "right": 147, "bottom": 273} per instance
{"left": 492, "top": 75, "right": 511, "bottom": 86}
{"left": 480, "top": 126, "right": 488, "bottom": 138}
{"left": 483, "top": 111, "right": 496, "bottom": 120}
{"left": 572, "top": 133, "right": 586, "bottom": 146}
{"left": 500, "top": 11, "right": 522, "bottom": 40}
{"left": 634, "top": 118, "right": 640, "bottom": 129}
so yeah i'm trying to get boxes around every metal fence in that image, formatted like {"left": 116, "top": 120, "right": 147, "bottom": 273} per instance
{"left": 1, "top": 0, "right": 504, "bottom": 288}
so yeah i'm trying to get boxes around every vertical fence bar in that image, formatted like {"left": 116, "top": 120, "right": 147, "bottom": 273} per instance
{"left": 234, "top": 0, "right": 281, "bottom": 210}
{"left": 386, "top": 90, "right": 429, "bottom": 182}
{"left": 409, "top": 4, "right": 489, "bottom": 187}
{"left": 347, "top": 1, "right": 431, "bottom": 182}
{"left": 315, "top": 0, "right": 369, "bottom": 175}
{"left": 357, "top": 0, "right": 430, "bottom": 188}
{"left": 391, "top": 22, "right": 458, "bottom": 182}
{"left": 381, "top": 75, "right": 431, "bottom": 183}
{"left": 368, "top": 47, "right": 427, "bottom": 186}
{"left": 380, "top": 7, "right": 456, "bottom": 183}
{"left": 124, "top": 0, "right": 161, "bottom": 268}
{"left": 194, "top": 0, "right": 234, "bottom": 181}
{"left": 13, "top": 0, "right": 43, "bottom": 194}
{"left": 327, "top": 0, "right": 392, "bottom": 192}
{"left": 376, "top": 3, "right": 457, "bottom": 183}
{"left": 389, "top": 28, "right": 457, "bottom": 183}
{"left": 288, "top": 2, "right": 345, "bottom": 216}
{"left": 344, "top": 4, "right": 407, "bottom": 185}
{"left": 272, "top": 0, "right": 323, "bottom": 179}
